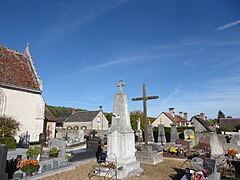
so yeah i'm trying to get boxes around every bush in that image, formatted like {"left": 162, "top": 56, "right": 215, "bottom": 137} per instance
{"left": 0, "top": 116, "right": 21, "bottom": 137}
{"left": 0, "top": 137, "right": 17, "bottom": 149}
{"left": 26, "top": 147, "right": 40, "bottom": 157}
{"left": 216, "top": 126, "right": 232, "bottom": 134}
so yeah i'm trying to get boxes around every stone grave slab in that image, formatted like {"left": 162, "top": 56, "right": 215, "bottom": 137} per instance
{"left": 136, "top": 145, "right": 163, "bottom": 165}
{"left": 0, "top": 143, "right": 8, "bottom": 180}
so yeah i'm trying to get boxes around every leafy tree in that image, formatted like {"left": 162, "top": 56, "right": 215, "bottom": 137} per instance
{"left": 217, "top": 110, "right": 225, "bottom": 119}
{"left": 235, "top": 124, "right": 240, "bottom": 131}
{"left": 217, "top": 110, "right": 225, "bottom": 123}
{"left": 104, "top": 113, "right": 112, "bottom": 125}
{"left": 130, "top": 110, "right": 144, "bottom": 130}
{"left": 0, "top": 116, "right": 21, "bottom": 137}
{"left": 46, "top": 105, "right": 86, "bottom": 118}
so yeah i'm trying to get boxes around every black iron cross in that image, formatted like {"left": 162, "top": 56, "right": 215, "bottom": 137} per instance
{"left": 132, "top": 83, "right": 158, "bottom": 145}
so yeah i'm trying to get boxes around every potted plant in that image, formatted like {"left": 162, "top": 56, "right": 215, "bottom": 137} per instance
{"left": 49, "top": 147, "right": 59, "bottom": 157}
{"left": 26, "top": 147, "right": 40, "bottom": 160}
{"left": 19, "top": 159, "right": 40, "bottom": 176}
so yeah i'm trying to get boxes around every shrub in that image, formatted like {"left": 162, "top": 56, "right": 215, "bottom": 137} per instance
{"left": 0, "top": 137, "right": 17, "bottom": 149}
{"left": 26, "top": 147, "right": 40, "bottom": 157}
{"left": 19, "top": 159, "right": 39, "bottom": 173}
{"left": 0, "top": 116, "right": 21, "bottom": 137}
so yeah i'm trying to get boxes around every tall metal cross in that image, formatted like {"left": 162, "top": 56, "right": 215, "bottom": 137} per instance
{"left": 132, "top": 83, "right": 158, "bottom": 145}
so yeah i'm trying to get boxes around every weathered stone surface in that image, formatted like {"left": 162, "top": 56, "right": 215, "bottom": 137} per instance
{"left": 158, "top": 124, "right": 166, "bottom": 145}
{"left": 147, "top": 124, "right": 154, "bottom": 142}
{"left": 136, "top": 145, "right": 163, "bottom": 165}
{"left": 0, "top": 143, "right": 8, "bottom": 180}
{"left": 170, "top": 123, "right": 178, "bottom": 143}
{"left": 107, "top": 80, "right": 143, "bottom": 179}
{"left": 48, "top": 139, "right": 66, "bottom": 158}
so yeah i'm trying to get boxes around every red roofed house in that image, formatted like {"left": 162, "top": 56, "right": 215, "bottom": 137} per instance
{"left": 152, "top": 108, "right": 189, "bottom": 127}
{"left": 0, "top": 43, "right": 45, "bottom": 142}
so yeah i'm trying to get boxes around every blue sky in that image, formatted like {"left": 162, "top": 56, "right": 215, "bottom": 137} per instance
{"left": 0, "top": 0, "right": 240, "bottom": 119}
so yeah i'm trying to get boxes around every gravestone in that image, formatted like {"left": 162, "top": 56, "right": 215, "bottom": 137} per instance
{"left": 158, "top": 124, "right": 166, "bottom": 146}
{"left": 135, "top": 118, "right": 143, "bottom": 142}
{"left": 184, "top": 129, "right": 194, "bottom": 140}
{"left": 48, "top": 139, "right": 66, "bottom": 158}
{"left": 147, "top": 124, "right": 154, "bottom": 142}
{"left": 170, "top": 123, "right": 178, "bottom": 143}
{"left": 136, "top": 145, "right": 163, "bottom": 165}
{"left": 107, "top": 80, "right": 143, "bottom": 179}
{"left": 183, "top": 129, "right": 195, "bottom": 147}
{"left": 210, "top": 133, "right": 224, "bottom": 157}
{"left": 0, "top": 143, "right": 8, "bottom": 180}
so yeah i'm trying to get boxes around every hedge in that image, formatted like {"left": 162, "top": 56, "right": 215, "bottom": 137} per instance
{"left": 0, "top": 136, "right": 17, "bottom": 149}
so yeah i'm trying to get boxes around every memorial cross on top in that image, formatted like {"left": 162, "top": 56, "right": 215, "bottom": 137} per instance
{"left": 132, "top": 83, "right": 158, "bottom": 145}
{"left": 117, "top": 80, "right": 125, "bottom": 92}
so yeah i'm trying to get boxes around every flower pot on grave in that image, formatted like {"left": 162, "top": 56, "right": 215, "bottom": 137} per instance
{"left": 49, "top": 153, "right": 59, "bottom": 157}
{"left": 26, "top": 171, "right": 33, "bottom": 176}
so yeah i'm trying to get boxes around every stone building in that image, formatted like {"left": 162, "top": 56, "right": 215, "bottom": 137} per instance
{"left": 0, "top": 44, "right": 45, "bottom": 142}
{"left": 190, "top": 113, "right": 212, "bottom": 133}
{"left": 56, "top": 106, "right": 109, "bottom": 130}
{"left": 152, "top": 108, "right": 189, "bottom": 127}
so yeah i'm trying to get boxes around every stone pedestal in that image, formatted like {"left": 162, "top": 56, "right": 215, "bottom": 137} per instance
{"left": 106, "top": 81, "right": 143, "bottom": 179}
{"left": 136, "top": 145, "right": 163, "bottom": 165}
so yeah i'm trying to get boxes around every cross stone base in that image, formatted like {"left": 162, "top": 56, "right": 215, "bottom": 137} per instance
{"left": 0, "top": 173, "right": 8, "bottom": 180}
{"left": 136, "top": 145, "right": 163, "bottom": 165}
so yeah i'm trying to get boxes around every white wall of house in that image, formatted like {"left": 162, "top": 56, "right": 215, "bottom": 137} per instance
{"left": 63, "top": 122, "right": 92, "bottom": 130}
{"left": 152, "top": 113, "right": 173, "bottom": 127}
{"left": 62, "top": 111, "right": 109, "bottom": 130}
{"left": 92, "top": 111, "right": 109, "bottom": 130}
{"left": 0, "top": 87, "right": 45, "bottom": 142}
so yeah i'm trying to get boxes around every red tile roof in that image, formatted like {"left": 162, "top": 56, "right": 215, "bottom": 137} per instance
{"left": 0, "top": 46, "right": 41, "bottom": 92}
{"left": 163, "top": 112, "right": 188, "bottom": 125}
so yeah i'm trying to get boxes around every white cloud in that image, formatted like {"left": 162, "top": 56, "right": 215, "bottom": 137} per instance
{"left": 216, "top": 19, "right": 240, "bottom": 31}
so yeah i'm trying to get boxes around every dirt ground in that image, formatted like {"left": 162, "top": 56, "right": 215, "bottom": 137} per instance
{"left": 41, "top": 158, "right": 190, "bottom": 180}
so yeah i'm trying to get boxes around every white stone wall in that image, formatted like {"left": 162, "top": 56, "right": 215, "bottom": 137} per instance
{"left": 0, "top": 87, "right": 45, "bottom": 142}
{"left": 152, "top": 113, "right": 173, "bottom": 127}
{"left": 91, "top": 111, "right": 109, "bottom": 130}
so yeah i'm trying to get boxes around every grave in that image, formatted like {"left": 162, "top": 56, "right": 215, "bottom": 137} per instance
{"left": 158, "top": 124, "right": 166, "bottom": 146}
{"left": 135, "top": 118, "right": 143, "bottom": 142}
{"left": 132, "top": 83, "right": 162, "bottom": 165}
{"left": 106, "top": 80, "right": 143, "bottom": 179}
{"left": 48, "top": 139, "right": 66, "bottom": 158}
{"left": 147, "top": 124, "right": 154, "bottom": 143}
{"left": 170, "top": 123, "right": 178, "bottom": 143}
{"left": 0, "top": 143, "right": 8, "bottom": 180}
{"left": 210, "top": 132, "right": 224, "bottom": 158}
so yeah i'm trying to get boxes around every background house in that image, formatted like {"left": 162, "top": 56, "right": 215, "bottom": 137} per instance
{"left": 220, "top": 118, "right": 240, "bottom": 131}
{"left": 190, "top": 113, "right": 212, "bottom": 133}
{"left": 56, "top": 106, "right": 109, "bottom": 130}
{"left": 0, "top": 44, "right": 45, "bottom": 142}
{"left": 152, "top": 108, "right": 188, "bottom": 127}
{"left": 44, "top": 107, "right": 56, "bottom": 140}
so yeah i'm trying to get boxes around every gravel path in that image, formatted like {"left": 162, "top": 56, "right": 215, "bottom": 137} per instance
{"left": 41, "top": 158, "right": 190, "bottom": 180}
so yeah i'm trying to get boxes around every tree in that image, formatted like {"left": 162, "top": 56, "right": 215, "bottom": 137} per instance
{"left": 0, "top": 116, "right": 21, "bottom": 137}
{"left": 217, "top": 110, "right": 225, "bottom": 123}
{"left": 235, "top": 124, "right": 240, "bottom": 131}
{"left": 130, "top": 110, "right": 144, "bottom": 130}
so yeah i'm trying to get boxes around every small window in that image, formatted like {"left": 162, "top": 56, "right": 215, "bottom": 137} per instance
{"left": 81, "top": 126, "right": 87, "bottom": 130}
{"left": 67, "top": 126, "right": 72, "bottom": 129}
{"left": 74, "top": 126, "right": 79, "bottom": 130}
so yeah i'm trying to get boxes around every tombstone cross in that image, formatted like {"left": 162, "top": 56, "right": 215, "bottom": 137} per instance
{"left": 132, "top": 83, "right": 158, "bottom": 145}
{"left": 117, "top": 80, "right": 125, "bottom": 92}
